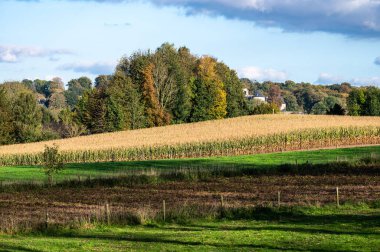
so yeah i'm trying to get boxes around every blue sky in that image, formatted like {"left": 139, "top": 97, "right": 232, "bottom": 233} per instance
{"left": 1, "top": 0, "right": 380, "bottom": 86}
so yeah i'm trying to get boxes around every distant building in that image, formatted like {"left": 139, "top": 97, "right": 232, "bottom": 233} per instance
{"left": 243, "top": 88, "right": 287, "bottom": 112}
{"left": 242, "top": 88, "right": 253, "bottom": 99}
{"left": 252, "top": 91, "right": 266, "bottom": 103}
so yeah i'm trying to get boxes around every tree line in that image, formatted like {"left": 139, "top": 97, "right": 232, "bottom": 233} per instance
{"left": 0, "top": 43, "right": 379, "bottom": 145}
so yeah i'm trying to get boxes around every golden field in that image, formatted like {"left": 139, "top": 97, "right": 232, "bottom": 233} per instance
{"left": 1, "top": 114, "right": 380, "bottom": 155}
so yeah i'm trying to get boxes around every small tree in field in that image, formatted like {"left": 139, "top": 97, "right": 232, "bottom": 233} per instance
{"left": 42, "top": 144, "right": 64, "bottom": 186}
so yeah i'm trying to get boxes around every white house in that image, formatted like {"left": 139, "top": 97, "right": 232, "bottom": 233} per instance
{"left": 243, "top": 88, "right": 287, "bottom": 112}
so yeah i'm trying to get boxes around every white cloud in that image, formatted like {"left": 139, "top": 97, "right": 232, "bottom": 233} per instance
{"left": 0, "top": 45, "right": 72, "bottom": 63}
{"left": 316, "top": 72, "right": 380, "bottom": 86}
{"left": 316, "top": 73, "right": 345, "bottom": 84}
{"left": 16, "top": 0, "right": 380, "bottom": 37}
{"left": 58, "top": 61, "right": 115, "bottom": 75}
{"left": 238, "top": 66, "right": 288, "bottom": 82}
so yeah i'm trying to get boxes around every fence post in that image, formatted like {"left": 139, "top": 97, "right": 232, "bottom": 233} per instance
{"left": 336, "top": 187, "right": 340, "bottom": 207}
{"left": 277, "top": 191, "right": 281, "bottom": 207}
{"left": 105, "top": 203, "right": 110, "bottom": 225}
{"left": 163, "top": 200, "right": 166, "bottom": 222}
{"left": 45, "top": 210, "right": 49, "bottom": 229}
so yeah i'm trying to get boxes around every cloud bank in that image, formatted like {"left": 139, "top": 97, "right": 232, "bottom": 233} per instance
{"left": 239, "top": 66, "right": 288, "bottom": 82}
{"left": 19, "top": 0, "right": 380, "bottom": 38}
{"left": 0, "top": 45, "right": 71, "bottom": 63}
{"left": 58, "top": 61, "right": 115, "bottom": 75}
{"left": 316, "top": 72, "right": 380, "bottom": 86}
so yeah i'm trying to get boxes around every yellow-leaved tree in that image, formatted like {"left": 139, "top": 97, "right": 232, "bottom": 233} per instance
{"left": 191, "top": 56, "right": 227, "bottom": 121}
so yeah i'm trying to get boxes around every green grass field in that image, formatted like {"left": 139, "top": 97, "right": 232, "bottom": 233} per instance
{"left": 0, "top": 204, "right": 379, "bottom": 252}
{"left": 0, "top": 146, "right": 378, "bottom": 183}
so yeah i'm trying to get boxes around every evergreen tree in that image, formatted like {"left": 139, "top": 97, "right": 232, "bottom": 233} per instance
{"left": 171, "top": 46, "right": 196, "bottom": 123}
{"left": 12, "top": 92, "right": 43, "bottom": 143}
{"left": 110, "top": 71, "right": 146, "bottom": 129}
{"left": 216, "top": 62, "right": 248, "bottom": 117}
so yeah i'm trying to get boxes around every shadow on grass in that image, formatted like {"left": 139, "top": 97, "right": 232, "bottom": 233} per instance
{"left": 41, "top": 230, "right": 349, "bottom": 252}
{"left": 0, "top": 243, "right": 42, "bottom": 252}
{"left": 177, "top": 210, "right": 380, "bottom": 236}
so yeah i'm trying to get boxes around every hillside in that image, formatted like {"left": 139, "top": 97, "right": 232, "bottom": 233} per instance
{"left": 1, "top": 114, "right": 380, "bottom": 156}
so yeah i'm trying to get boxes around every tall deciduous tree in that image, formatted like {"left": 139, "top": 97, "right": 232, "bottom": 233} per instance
{"left": 141, "top": 63, "right": 170, "bottom": 127}
{"left": 347, "top": 89, "right": 366, "bottom": 116}
{"left": 65, "top": 77, "right": 92, "bottom": 107}
{"left": 191, "top": 56, "right": 227, "bottom": 121}
{"left": 267, "top": 84, "right": 282, "bottom": 108}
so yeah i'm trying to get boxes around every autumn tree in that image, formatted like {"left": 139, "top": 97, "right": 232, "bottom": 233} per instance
{"left": 267, "top": 84, "right": 282, "bottom": 108}
{"left": 141, "top": 63, "right": 170, "bottom": 127}
{"left": 191, "top": 56, "right": 227, "bottom": 121}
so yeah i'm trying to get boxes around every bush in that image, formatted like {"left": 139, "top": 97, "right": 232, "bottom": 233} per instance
{"left": 42, "top": 144, "right": 64, "bottom": 185}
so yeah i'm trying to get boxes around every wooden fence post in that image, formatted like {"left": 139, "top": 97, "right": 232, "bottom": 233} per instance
{"left": 277, "top": 191, "right": 281, "bottom": 207}
{"left": 45, "top": 210, "right": 49, "bottom": 229}
{"left": 336, "top": 187, "right": 340, "bottom": 207}
{"left": 163, "top": 200, "right": 166, "bottom": 222}
{"left": 105, "top": 203, "right": 110, "bottom": 225}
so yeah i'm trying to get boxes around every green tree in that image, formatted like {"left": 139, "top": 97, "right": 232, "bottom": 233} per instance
{"left": 42, "top": 144, "right": 63, "bottom": 186}
{"left": 109, "top": 71, "right": 146, "bottom": 129}
{"left": 347, "top": 89, "right": 366, "bottom": 116}
{"left": 283, "top": 93, "right": 299, "bottom": 112}
{"left": 311, "top": 101, "right": 328, "bottom": 115}
{"left": 364, "top": 87, "right": 380, "bottom": 116}
{"left": 0, "top": 87, "right": 14, "bottom": 145}
{"left": 216, "top": 62, "right": 248, "bottom": 117}
{"left": 251, "top": 102, "right": 279, "bottom": 115}
{"left": 12, "top": 92, "right": 43, "bottom": 143}
{"left": 58, "top": 109, "right": 86, "bottom": 138}
{"left": 65, "top": 77, "right": 92, "bottom": 107}
{"left": 75, "top": 88, "right": 125, "bottom": 134}
{"left": 172, "top": 46, "right": 196, "bottom": 123}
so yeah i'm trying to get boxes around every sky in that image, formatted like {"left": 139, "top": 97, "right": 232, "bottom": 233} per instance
{"left": 1, "top": 0, "right": 380, "bottom": 86}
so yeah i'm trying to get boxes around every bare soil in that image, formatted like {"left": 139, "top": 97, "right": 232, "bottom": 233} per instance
{"left": 0, "top": 174, "right": 379, "bottom": 229}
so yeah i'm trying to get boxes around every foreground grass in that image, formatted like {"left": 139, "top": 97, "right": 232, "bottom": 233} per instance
{"left": 0, "top": 145, "right": 379, "bottom": 183}
{"left": 1, "top": 205, "right": 379, "bottom": 251}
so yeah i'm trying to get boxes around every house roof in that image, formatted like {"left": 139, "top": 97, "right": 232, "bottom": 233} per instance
{"left": 254, "top": 91, "right": 265, "bottom": 97}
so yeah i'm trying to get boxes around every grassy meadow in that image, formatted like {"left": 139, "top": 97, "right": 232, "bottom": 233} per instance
{"left": 0, "top": 145, "right": 379, "bottom": 184}
{"left": 0, "top": 204, "right": 379, "bottom": 252}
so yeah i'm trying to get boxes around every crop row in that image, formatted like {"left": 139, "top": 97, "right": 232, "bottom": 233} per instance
{"left": 0, "top": 126, "right": 379, "bottom": 166}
